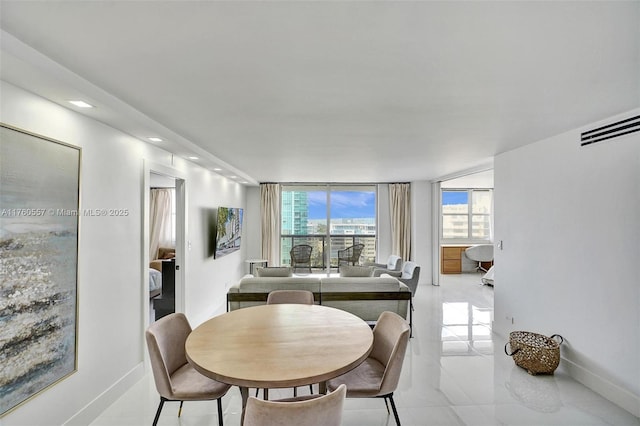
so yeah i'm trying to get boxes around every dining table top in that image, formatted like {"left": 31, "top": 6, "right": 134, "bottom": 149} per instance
{"left": 185, "top": 304, "right": 374, "bottom": 389}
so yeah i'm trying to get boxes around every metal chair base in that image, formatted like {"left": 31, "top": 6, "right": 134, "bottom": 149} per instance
{"left": 153, "top": 396, "right": 224, "bottom": 426}
{"left": 379, "top": 393, "right": 401, "bottom": 426}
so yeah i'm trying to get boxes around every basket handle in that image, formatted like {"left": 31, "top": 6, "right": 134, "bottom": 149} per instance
{"left": 504, "top": 342, "right": 520, "bottom": 356}
{"left": 550, "top": 334, "right": 564, "bottom": 345}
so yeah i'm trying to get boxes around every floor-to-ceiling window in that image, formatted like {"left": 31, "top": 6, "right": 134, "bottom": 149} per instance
{"left": 281, "top": 184, "right": 376, "bottom": 272}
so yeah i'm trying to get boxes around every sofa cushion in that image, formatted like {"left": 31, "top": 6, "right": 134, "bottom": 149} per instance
{"left": 255, "top": 267, "right": 293, "bottom": 277}
{"left": 339, "top": 265, "right": 374, "bottom": 277}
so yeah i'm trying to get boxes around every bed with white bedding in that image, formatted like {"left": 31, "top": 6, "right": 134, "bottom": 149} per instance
{"left": 149, "top": 268, "right": 162, "bottom": 298}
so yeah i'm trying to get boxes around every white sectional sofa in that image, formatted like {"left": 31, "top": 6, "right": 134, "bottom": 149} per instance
{"left": 227, "top": 275, "right": 411, "bottom": 325}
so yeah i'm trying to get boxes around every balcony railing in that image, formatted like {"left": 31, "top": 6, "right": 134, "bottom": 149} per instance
{"left": 281, "top": 234, "right": 376, "bottom": 271}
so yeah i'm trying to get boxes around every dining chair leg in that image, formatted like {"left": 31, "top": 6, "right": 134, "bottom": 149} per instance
{"left": 388, "top": 394, "right": 401, "bottom": 426}
{"left": 178, "top": 400, "right": 184, "bottom": 417}
{"left": 152, "top": 397, "right": 166, "bottom": 426}
{"left": 216, "top": 398, "right": 224, "bottom": 426}
{"left": 383, "top": 396, "right": 390, "bottom": 413}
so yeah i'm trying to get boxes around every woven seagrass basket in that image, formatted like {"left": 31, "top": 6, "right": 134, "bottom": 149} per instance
{"left": 505, "top": 331, "right": 563, "bottom": 375}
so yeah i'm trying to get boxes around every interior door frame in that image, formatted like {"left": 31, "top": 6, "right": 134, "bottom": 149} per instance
{"left": 142, "top": 160, "right": 187, "bottom": 335}
{"left": 431, "top": 165, "right": 494, "bottom": 286}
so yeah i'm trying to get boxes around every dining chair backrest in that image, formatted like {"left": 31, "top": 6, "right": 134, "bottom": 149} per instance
{"left": 266, "top": 290, "right": 315, "bottom": 305}
{"left": 369, "top": 311, "right": 411, "bottom": 396}
{"left": 244, "top": 384, "right": 347, "bottom": 426}
{"left": 145, "top": 312, "right": 191, "bottom": 398}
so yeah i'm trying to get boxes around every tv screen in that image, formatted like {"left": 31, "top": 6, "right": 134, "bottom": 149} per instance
{"left": 215, "top": 207, "right": 243, "bottom": 258}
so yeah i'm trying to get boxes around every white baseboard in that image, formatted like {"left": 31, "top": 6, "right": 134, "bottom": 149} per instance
{"left": 63, "top": 362, "right": 145, "bottom": 426}
{"left": 561, "top": 356, "right": 640, "bottom": 418}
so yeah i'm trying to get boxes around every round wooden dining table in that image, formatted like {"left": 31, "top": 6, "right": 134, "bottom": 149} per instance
{"left": 185, "top": 304, "right": 373, "bottom": 423}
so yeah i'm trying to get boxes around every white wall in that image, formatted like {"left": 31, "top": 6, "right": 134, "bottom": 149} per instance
{"left": 493, "top": 108, "right": 640, "bottom": 416}
{"left": 183, "top": 170, "right": 247, "bottom": 327}
{"left": 0, "top": 81, "right": 246, "bottom": 425}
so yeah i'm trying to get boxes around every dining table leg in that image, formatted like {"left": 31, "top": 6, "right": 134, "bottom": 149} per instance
{"left": 239, "top": 386, "right": 249, "bottom": 425}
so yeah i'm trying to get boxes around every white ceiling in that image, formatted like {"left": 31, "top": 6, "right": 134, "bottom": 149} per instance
{"left": 1, "top": 1, "right": 638, "bottom": 185}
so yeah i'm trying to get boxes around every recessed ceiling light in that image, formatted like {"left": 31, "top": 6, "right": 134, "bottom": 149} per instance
{"left": 148, "top": 137, "right": 163, "bottom": 142}
{"left": 230, "top": 175, "right": 238, "bottom": 179}
{"left": 68, "top": 100, "right": 94, "bottom": 108}
{"left": 188, "top": 156, "right": 199, "bottom": 160}
{"left": 213, "top": 168, "right": 222, "bottom": 172}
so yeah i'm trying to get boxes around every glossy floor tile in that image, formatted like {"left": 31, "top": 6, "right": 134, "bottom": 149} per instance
{"left": 90, "top": 274, "right": 640, "bottom": 426}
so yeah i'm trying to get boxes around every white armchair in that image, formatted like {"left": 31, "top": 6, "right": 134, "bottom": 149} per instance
{"left": 366, "top": 255, "right": 402, "bottom": 277}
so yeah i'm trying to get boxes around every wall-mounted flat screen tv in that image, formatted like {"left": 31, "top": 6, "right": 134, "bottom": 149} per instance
{"left": 215, "top": 207, "right": 243, "bottom": 258}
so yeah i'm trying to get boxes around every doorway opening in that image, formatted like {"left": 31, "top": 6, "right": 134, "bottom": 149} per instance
{"left": 143, "top": 162, "right": 186, "bottom": 330}
{"left": 432, "top": 169, "right": 494, "bottom": 286}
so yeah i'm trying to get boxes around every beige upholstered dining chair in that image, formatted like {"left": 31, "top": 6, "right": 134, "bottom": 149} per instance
{"left": 244, "top": 384, "right": 347, "bottom": 426}
{"left": 145, "top": 313, "right": 231, "bottom": 426}
{"left": 325, "top": 311, "right": 410, "bottom": 426}
{"left": 263, "top": 290, "right": 315, "bottom": 397}
{"left": 266, "top": 289, "right": 315, "bottom": 305}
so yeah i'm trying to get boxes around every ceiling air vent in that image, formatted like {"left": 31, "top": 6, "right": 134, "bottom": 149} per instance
{"left": 580, "top": 115, "right": 640, "bottom": 146}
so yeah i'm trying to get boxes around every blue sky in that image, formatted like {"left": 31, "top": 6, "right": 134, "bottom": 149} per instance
{"left": 442, "top": 191, "right": 468, "bottom": 205}
{"left": 307, "top": 191, "right": 375, "bottom": 219}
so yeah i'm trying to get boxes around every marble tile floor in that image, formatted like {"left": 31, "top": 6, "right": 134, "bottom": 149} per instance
{"left": 91, "top": 273, "right": 640, "bottom": 426}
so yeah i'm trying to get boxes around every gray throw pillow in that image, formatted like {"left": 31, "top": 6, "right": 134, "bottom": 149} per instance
{"left": 255, "top": 267, "right": 293, "bottom": 277}
{"left": 339, "top": 265, "right": 374, "bottom": 277}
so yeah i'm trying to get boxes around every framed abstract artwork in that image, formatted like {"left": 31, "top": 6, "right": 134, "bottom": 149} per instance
{"left": 0, "top": 124, "right": 80, "bottom": 416}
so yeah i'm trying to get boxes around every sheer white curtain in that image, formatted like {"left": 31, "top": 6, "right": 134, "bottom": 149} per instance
{"left": 389, "top": 183, "right": 411, "bottom": 262}
{"left": 149, "top": 188, "right": 173, "bottom": 260}
{"left": 260, "top": 183, "right": 280, "bottom": 266}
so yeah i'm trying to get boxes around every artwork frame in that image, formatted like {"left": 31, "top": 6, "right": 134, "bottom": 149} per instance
{"left": 214, "top": 207, "right": 243, "bottom": 259}
{"left": 0, "top": 124, "right": 80, "bottom": 417}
